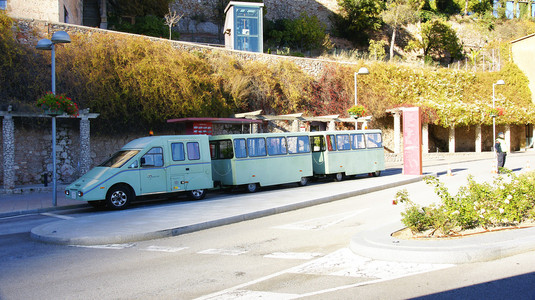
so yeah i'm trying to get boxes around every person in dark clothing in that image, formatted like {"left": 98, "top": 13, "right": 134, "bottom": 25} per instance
{"left": 495, "top": 132, "right": 508, "bottom": 172}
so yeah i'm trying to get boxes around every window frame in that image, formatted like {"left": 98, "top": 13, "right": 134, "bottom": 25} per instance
{"left": 266, "top": 136, "right": 287, "bottom": 156}
{"left": 141, "top": 147, "right": 164, "bottom": 168}
{"left": 247, "top": 137, "right": 267, "bottom": 157}
{"left": 366, "top": 133, "right": 383, "bottom": 148}
{"left": 187, "top": 142, "right": 201, "bottom": 160}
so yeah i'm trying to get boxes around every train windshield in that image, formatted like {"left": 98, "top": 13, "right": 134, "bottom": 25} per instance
{"left": 99, "top": 150, "right": 139, "bottom": 168}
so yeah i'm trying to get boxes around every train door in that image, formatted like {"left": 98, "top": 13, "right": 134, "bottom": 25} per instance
{"left": 168, "top": 139, "right": 212, "bottom": 192}
{"left": 310, "top": 135, "right": 326, "bottom": 174}
{"left": 139, "top": 146, "right": 167, "bottom": 194}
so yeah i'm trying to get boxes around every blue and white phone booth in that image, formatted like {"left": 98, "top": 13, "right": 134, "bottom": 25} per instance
{"left": 224, "top": 1, "right": 264, "bottom": 53}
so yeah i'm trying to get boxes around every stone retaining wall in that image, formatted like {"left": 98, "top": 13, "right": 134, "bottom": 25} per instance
{"left": 174, "top": 0, "right": 339, "bottom": 43}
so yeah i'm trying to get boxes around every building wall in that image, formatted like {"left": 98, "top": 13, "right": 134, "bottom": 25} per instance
{"left": 63, "top": 0, "right": 83, "bottom": 25}
{"left": 5, "top": 0, "right": 82, "bottom": 24}
{"left": 7, "top": 0, "right": 61, "bottom": 22}
{"left": 512, "top": 34, "right": 535, "bottom": 104}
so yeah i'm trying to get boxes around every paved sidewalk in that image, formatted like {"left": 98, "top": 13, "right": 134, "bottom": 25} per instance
{"left": 0, "top": 185, "right": 85, "bottom": 218}
{"left": 30, "top": 168, "right": 424, "bottom": 245}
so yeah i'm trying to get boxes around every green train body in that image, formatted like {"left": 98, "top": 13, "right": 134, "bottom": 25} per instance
{"left": 65, "top": 130, "right": 385, "bottom": 209}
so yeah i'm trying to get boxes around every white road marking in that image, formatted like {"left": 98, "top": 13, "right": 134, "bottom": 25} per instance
{"left": 0, "top": 213, "right": 39, "bottom": 220}
{"left": 197, "top": 248, "right": 248, "bottom": 256}
{"left": 70, "top": 243, "right": 136, "bottom": 250}
{"left": 142, "top": 246, "right": 188, "bottom": 253}
{"left": 292, "top": 248, "right": 453, "bottom": 279}
{"left": 41, "top": 212, "right": 75, "bottom": 220}
{"left": 264, "top": 252, "right": 323, "bottom": 260}
{"left": 194, "top": 248, "right": 454, "bottom": 300}
{"left": 203, "top": 289, "right": 298, "bottom": 300}
{"left": 273, "top": 209, "right": 369, "bottom": 231}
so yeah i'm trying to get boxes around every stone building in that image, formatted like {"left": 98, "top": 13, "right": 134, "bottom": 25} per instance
{"left": 2, "top": 0, "right": 107, "bottom": 28}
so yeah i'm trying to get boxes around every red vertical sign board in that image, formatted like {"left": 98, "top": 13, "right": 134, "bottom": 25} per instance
{"left": 402, "top": 107, "right": 422, "bottom": 175}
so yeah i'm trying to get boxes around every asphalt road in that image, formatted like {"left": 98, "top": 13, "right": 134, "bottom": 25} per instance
{"left": 1, "top": 159, "right": 535, "bottom": 299}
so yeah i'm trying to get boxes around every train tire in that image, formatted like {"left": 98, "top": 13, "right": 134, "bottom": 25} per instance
{"left": 298, "top": 177, "right": 309, "bottom": 186}
{"left": 246, "top": 183, "right": 258, "bottom": 193}
{"left": 105, "top": 185, "right": 133, "bottom": 210}
{"left": 188, "top": 189, "right": 206, "bottom": 200}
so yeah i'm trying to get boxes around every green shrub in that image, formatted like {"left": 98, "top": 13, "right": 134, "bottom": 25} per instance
{"left": 397, "top": 172, "right": 535, "bottom": 235}
{"left": 264, "top": 13, "right": 329, "bottom": 53}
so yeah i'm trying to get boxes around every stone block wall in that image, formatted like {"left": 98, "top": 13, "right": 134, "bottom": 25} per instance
{"left": 173, "top": 0, "right": 339, "bottom": 43}
{"left": 7, "top": 0, "right": 61, "bottom": 23}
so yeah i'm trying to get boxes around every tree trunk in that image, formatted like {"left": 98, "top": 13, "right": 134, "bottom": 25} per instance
{"left": 389, "top": 27, "right": 396, "bottom": 61}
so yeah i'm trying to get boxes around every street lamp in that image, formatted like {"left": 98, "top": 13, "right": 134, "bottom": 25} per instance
{"left": 36, "top": 31, "right": 71, "bottom": 206}
{"left": 492, "top": 79, "right": 505, "bottom": 152}
{"left": 354, "top": 67, "right": 369, "bottom": 106}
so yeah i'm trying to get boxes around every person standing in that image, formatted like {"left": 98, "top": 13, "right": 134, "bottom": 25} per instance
{"left": 495, "top": 132, "right": 508, "bottom": 172}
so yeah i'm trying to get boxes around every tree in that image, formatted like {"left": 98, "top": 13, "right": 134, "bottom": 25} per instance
{"left": 332, "top": 0, "right": 385, "bottom": 45}
{"left": 265, "top": 13, "right": 328, "bottom": 53}
{"left": 468, "top": 0, "right": 494, "bottom": 16}
{"left": 164, "top": 8, "right": 183, "bottom": 40}
{"left": 381, "top": 0, "right": 418, "bottom": 60}
{"left": 406, "top": 19, "right": 463, "bottom": 64}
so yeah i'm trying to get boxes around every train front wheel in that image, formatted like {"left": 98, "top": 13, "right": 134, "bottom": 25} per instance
{"left": 246, "top": 183, "right": 258, "bottom": 193}
{"left": 334, "top": 173, "right": 344, "bottom": 182}
{"left": 298, "top": 177, "right": 309, "bottom": 186}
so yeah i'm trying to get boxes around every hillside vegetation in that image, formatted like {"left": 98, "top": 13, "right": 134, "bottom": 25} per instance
{"left": 0, "top": 13, "right": 533, "bottom": 134}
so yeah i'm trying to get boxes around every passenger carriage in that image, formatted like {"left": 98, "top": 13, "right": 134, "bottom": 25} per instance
{"left": 309, "top": 130, "right": 385, "bottom": 181}
{"left": 209, "top": 132, "right": 313, "bottom": 192}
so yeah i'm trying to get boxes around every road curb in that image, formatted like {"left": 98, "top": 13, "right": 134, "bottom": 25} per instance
{"left": 350, "top": 222, "right": 535, "bottom": 264}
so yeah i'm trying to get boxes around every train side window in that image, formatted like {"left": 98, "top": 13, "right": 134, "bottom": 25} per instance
{"left": 298, "top": 136, "right": 310, "bottom": 153}
{"left": 288, "top": 136, "right": 310, "bottom": 154}
{"left": 247, "top": 138, "right": 267, "bottom": 157}
{"left": 351, "top": 134, "right": 366, "bottom": 149}
{"left": 336, "top": 134, "right": 351, "bottom": 150}
{"left": 366, "top": 133, "right": 383, "bottom": 148}
{"left": 141, "top": 147, "right": 164, "bottom": 167}
{"left": 311, "top": 136, "right": 325, "bottom": 152}
{"left": 326, "top": 135, "right": 336, "bottom": 151}
{"left": 267, "top": 137, "right": 287, "bottom": 156}
{"left": 171, "top": 142, "right": 185, "bottom": 161}
{"left": 187, "top": 142, "right": 200, "bottom": 160}
{"left": 234, "top": 139, "right": 247, "bottom": 158}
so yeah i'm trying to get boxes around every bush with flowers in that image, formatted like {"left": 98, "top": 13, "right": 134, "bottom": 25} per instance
{"left": 347, "top": 104, "right": 367, "bottom": 118}
{"left": 487, "top": 107, "right": 505, "bottom": 117}
{"left": 394, "top": 171, "right": 535, "bottom": 236}
{"left": 36, "top": 92, "right": 79, "bottom": 117}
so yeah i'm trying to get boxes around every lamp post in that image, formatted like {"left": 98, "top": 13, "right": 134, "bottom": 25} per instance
{"left": 492, "top": 79, "right": 505, "bottom": 151}
{"left": 36, "top": 31, "right": 71, "bottom": 206}
{"left": 354, "top": 67, "right": 369, "bottom": 106}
